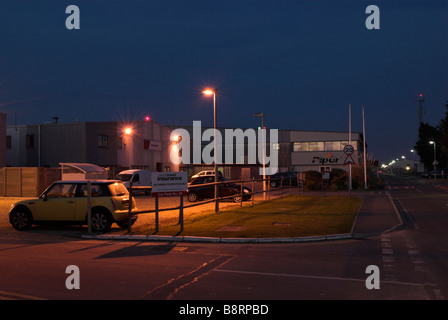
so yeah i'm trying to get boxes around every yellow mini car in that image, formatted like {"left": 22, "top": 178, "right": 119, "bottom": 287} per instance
{"left": 9, "top": 180, "right": 137, "bottom": 232}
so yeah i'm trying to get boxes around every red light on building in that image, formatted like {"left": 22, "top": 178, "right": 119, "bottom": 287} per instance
{"left": 145, "top": 116, "right": 151, "bottom": 122}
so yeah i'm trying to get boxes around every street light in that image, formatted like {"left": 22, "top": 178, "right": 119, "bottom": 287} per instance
{"left": 203, "top": 88, "right": 219, "bottom": 213}
{"left": 253, "top": 112, "right": 266, "bottom": 199}
{"left": 429, "top": 141, "right": 437, "bottom": 180}
{"left": 410, "top": 149, "right": 417, "bottom": 176}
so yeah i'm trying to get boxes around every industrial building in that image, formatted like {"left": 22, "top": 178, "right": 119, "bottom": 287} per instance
{"left": 5, "top": 118, "right": 176, "bottom": 177}
{"left": 4, "top": 118, "right": 365, "bottom": 180}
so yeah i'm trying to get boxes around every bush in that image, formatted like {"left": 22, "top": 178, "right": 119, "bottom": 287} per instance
{"left": 304, "top": 170, "right": 322, "bottom": 191}
{"left": 329, "top": 168, "right": 348, "bottom": 190}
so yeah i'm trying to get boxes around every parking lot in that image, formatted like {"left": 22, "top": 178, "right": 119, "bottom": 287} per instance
{"left": 0, "top": 182, "right": 295, "bottom": 237}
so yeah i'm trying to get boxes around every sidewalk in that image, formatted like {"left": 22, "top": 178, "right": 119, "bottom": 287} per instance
{"left": 351, "top": 192, "right": 403, "bottom": 238}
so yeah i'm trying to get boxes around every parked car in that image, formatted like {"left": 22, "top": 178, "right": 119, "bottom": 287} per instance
{"left": 9, "top": 180, "right": 137, "bottom": 232}
{"left": 191, "top": 170, "right": 222, "bottom": 180}
{"left": 115, "top": 169, "right": 152, "bottom": 194}
{"left": 187, "top": 175, "right": 251, "bottom": 202}
{"left": 268, "top": 171, "right": 298, "bottom": 187}
{"left": 421, "top": 170, "right": 447, "bottom": 179}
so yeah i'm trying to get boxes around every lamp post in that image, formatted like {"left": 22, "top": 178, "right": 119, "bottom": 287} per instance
{"left": 253, "top": 112, "right": 266, "bottom": 199}
{"left": 410, "top": 149, "right": 417, "bottom": 176}
{"left": 203, "top": 88, "right": 219, "bottom": 212}
{"left": 429, "top": 141, "right": 437, "bottom": 180}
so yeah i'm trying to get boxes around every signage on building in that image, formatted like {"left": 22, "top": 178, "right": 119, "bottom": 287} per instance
{"left": 151, "top": 172, "right": 188, "bottom": 197}
{"left": 312, "top": 156, "right": 340, "bottom": 164}
{"left": 149, "top": 140, "right": 162, "bottom": 151}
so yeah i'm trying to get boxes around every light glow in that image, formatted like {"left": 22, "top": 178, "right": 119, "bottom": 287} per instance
{"left": 202, "top": 89, "right": 214, "bottom": 95}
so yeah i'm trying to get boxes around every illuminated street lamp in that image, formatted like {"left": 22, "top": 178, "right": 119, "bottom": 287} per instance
{"left": 124, "top": 127, "right": 132, "bottom": 135}
{"left": 203, "top": 88, "right": 219, "bottom": 213}
{"left": 429, "top": 141, "right": 437, "bottom": 180}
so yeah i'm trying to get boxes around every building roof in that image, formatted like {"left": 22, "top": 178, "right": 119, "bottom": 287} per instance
{"left": 59, "top": 163, "right": 106, "bottom": 173}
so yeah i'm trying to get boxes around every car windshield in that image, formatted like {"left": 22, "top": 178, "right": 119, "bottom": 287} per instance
{"left": 115, "top": 174, "right": 132, "bottom": 181}
{"left": 108, "top": 182, "right": 129, "bottom": 196}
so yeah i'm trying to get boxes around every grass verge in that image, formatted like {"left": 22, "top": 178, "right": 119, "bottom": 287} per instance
{"left": 130, "top": 194, "right": 363, "bottom": 238}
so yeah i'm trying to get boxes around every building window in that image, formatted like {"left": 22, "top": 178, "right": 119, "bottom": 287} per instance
{"left": 309, "top": 141, "right": 324, "bottom": 151}
{"left": 294, "top": 140, "right": 356, "bottom": 152}
{"left": 164, "top": 166, "right": 171, "bottom": 172}
{"left": 144, "top": 140, "right": 150, "bottom": 150}
{"left": 26, "top": 135, "right": 34, "bottom": 149}
{"left": 98, "top": 135, "right": 108, "bottom": 148}
{"left": 6, "top": 136, "right": 11, "bottom": 149}
{"left": 293, "top": 142, "right": 309, "bottom": 152}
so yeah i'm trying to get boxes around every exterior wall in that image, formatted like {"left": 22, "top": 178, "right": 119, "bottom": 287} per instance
{"left": 6, "top": 122, "right": 86, "bottom": 167}
{"left": 0, "top": 113, "right": 6, "bottom": 168}
{"left": 6, "top": 120, "right": 174, "bottom": 173}
{"left": 289, "top": 131, "right": 363, "bottom": 173}
{"left": 117, "top": 121, "right": 174, "bottom": 172}
{"left": 85, "top": 122, "right": 117, "bottom": 167}
{"left": 40, "top": 122, "right": 86, "bottom": 166}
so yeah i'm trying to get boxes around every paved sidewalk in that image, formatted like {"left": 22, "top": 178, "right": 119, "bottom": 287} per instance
{"left": 351, "top": 192, "right": 403, "bottom": 238}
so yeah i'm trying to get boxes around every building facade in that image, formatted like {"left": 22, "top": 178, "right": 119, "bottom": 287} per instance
{"left": 6, "top": 119, "right": 176, "bottom": 177}
{"left": 6, "top": 119, "right": 365, "bottom": 180}
{"left": 168, "top": 125, "right": 364, "bottom": 179}
{"left": 287, "top": 130, "right": 363, "bottom": 173}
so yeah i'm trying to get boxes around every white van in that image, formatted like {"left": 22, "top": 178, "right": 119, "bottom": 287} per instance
{"left": 115, "top": 169, "right": 152, "bottom": 194}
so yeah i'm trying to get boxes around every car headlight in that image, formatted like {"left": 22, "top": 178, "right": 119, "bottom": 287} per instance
{"left": 243, "top": 188, "right": 250, "bottom": 193}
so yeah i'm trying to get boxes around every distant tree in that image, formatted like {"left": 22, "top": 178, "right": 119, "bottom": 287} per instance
{"left": 414, "top": 122, "right": 443, "bottom": 170}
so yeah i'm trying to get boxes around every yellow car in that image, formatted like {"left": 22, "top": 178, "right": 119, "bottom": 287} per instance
{"left": 9, "top": 180, "right": 137, "bottom": 232}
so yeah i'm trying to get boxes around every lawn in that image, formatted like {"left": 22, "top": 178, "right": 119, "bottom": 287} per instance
{"left": 130, "top": 195, "right": 363, "bottom": 238}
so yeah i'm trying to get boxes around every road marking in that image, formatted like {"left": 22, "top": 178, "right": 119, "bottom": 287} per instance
{"left": 213, "top": 269, "right": 436, "bottom": 287}
{"left": 0, "top": 290, "right": 46, "bottom": 300}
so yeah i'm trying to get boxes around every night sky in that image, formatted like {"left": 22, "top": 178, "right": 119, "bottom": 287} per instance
{"left": 0, "top": 0, "right": 447, "bottom": 163}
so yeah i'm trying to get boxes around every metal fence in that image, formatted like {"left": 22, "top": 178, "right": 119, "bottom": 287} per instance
{"left": 86, "top": 176, "right": 303, "bottom": 234}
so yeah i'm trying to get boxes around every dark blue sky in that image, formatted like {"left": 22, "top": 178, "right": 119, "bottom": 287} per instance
{"left": 0, "top": 0, "right": 447, "bottom": 163}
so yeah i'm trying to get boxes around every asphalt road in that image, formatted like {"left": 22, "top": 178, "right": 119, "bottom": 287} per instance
{"left": 1, "top": 175, "right": 447, "bottom": 308}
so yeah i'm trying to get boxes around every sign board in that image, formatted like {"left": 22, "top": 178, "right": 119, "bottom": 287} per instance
{"left": 343, "top": 144, "right": 354, "bottom": 155}
{"left": 344, "top": 154, "right": 355, "bottom": 165}
{"left": 151, "top": 172, "right": 188, "bottom": 197}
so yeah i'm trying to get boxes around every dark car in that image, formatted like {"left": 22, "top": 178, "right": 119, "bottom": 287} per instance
{"left": 187, "top": 175, "right": 252, "bottom": 202}
{"left": 268, "top": 171, "right": 298, "bottom": 188}
{"left": 421, "top": 170, "right": 447, "bottom": 179}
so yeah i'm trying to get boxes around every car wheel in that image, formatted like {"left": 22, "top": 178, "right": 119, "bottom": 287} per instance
{"left": 188, "top": 192, "right": 198, "bottom": 202}
{"left": 10, "top": 207, "right": 33, "bottom": 231}
{"left": 91, "top": 210, "right": 112, "bottom": 232}
{"left": 270, "top": 181, "right": 278, "bottom": 188}
{"left": 233, "top": 195, "right": 242, "bottom": 203}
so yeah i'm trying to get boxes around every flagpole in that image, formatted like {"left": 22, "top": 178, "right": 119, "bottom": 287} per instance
{"left": 363, "top": 105, "right": 368, "bottom": 189}
{"left": 349, "top": 103, "right": 352, "bottom": 194}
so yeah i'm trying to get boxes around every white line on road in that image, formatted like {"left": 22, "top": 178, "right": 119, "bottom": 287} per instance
{"left": 0, "top": 290, "right": 46, "bottom": 300}
{"left": 213, "top": 269, "right": 437, "bottom": 287}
